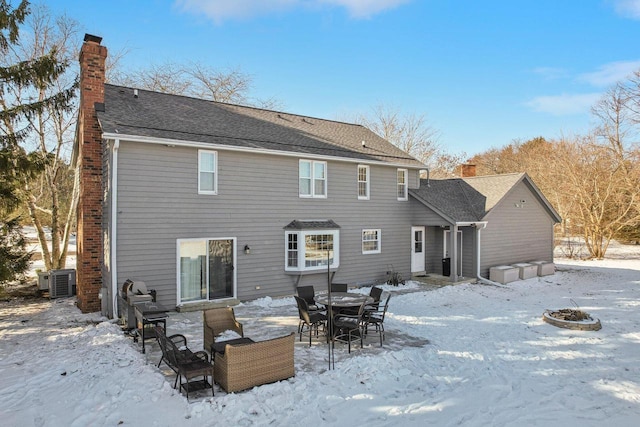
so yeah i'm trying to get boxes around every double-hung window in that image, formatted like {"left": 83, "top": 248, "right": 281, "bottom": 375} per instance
{"left": 198, "top": 150, "right": 217, "bottom": 194}
{"left": 299, "top": 160, "right": 327, "bottom": 198}
{"left": 357, "top": 165, "right": 370, "bottom": 200}
{"left": 362, "top": 229, "right": 381, "bottom": 254}
{"left": 397, "top": 168, "right": 408, "bottom": 201}
{"left": 285, "top": 229, "right": 340, "bottom": 272}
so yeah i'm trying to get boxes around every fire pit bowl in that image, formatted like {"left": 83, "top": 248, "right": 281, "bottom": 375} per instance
{"left": 542, "top": 308, "right": 602, "bottom": 331}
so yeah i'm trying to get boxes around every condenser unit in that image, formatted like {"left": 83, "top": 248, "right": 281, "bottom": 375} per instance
{"left": 49, "top": 269, "right": 76, "bottom": 299}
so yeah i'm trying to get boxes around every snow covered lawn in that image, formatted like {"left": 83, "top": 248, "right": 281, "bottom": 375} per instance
{"left": 1, "top": 249, "right": 639, "bottom": 426}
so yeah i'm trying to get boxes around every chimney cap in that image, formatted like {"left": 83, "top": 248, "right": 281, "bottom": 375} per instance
{"left": 83, "top": 34, "right": 103, "bottom": 44}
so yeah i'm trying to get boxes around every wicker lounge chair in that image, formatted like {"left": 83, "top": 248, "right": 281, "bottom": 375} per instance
{"left": 203, "top": 307, "right": 244, "bottom": 353}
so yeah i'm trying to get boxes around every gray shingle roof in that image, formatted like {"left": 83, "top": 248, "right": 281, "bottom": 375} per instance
{"left": 97, "top": 84, "right": 424, "bottom": 168}
{"left": 410, "top": 178, "right": 487, "bottom": 222}
{"left": 410, "top": 172, "right": 560, "bottom": 224}
{"left": 461, "top": 173, "right": 524, "bottom": 212}
{"left": 284, "top": 220, "right": 341, "bottom": 230}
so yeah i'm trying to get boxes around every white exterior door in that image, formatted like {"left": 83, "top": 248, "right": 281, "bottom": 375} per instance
{"left": 411, "top": 226, "right": 426, "bottom": 273}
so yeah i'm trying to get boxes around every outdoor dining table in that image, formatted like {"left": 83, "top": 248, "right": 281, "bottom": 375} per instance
{"left": 314, "top": 292, "right": 374, "bottom": 336}
{"left": 314, "top": 292, "right": 374, "bottom": 310}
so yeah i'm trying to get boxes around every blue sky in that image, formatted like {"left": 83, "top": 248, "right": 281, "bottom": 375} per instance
{"left": 48, "top": 0, "right": 640, "bottom": 156}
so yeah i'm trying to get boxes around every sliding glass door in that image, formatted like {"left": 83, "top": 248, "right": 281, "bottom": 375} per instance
{"left": 178, "top": 238, "right": 235, "bottom": 304}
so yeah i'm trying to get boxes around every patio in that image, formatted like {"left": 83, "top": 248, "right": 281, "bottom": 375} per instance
{"left": 136, "top": 282, "right": 434, "bottom": 397}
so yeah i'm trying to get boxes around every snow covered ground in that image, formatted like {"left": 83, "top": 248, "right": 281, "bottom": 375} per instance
{"left": 1, "top": 242, "right": 639, "bottom": 426}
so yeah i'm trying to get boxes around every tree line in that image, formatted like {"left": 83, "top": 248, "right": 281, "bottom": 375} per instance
{"left": 468, "top": 79, "right": 640, "bottom": 258}
{"left": 2, "top": 1, "right": 638, "bottom": 288}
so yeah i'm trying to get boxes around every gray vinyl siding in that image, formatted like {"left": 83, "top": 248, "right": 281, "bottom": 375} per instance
{"left": 460, "top": 227, "right": 476, "bottom": 279}
{"left": 114, "top": 141, "right": 420, "bottom": 308}
{"left": 478, "top": 182, "right": 556, "bottom": 278}
{"left": 102, "top": 139, "right": 113, "bottom": 315}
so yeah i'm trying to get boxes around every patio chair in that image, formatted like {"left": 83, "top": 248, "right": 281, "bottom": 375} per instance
{"left": 365, "top": 294, "right": 391, "bottom": 346}
{"left": 294, "top": 295, "right": 327, "bottom": 346}
{"left": 364, "top": 286, "right": 384, "bottom": 314}
{"left": 156, "top": 327, "right": 187, "bottom": 388}
{"left": 155, "top": 326, "right": 214, "bottom": 398}
{"left": 333, "top": 301, "right": 367, "bottom": 353}
{"left": 203, "top": 307, "right": 244, "bottom": 353}
{"left": 296, "top": 285, "right": 326, "bottom": 313}
{"left": 330, "top": 283, "right": 348, "bottom": 293}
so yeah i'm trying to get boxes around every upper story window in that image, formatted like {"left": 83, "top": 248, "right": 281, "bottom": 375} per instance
{"left": 299, "top": 160, "right": 327, "bottom": 198}
{"left": 198, "top": 150, "right": 217, "bottom": 194}
{"left": 397, "top": 168, "right": 408, "bottom": 201}
{"left": 357, "top": 165, "right": 370, "bottom": 200}
{"left": 362, "top": 229, "right": 381, "bottom": 254}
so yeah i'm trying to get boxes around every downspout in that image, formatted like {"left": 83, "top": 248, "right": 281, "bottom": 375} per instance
{"left": 474, "top": 222, "right": 501, "bottom": 285}
{"left": 111, "top": 138, "right": 120, "bottom": 318}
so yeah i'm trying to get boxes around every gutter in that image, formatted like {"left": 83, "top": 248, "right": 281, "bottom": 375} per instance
{"left": 101, "top": 132, "right": 425, "bottom": 170}
{"left": 111, "top": 138, "right": 120, "bottom": 318}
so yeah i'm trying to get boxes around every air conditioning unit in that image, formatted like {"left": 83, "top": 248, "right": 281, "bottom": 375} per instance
{"left": 49, "top": 269, "right": 77, "bottom": 299}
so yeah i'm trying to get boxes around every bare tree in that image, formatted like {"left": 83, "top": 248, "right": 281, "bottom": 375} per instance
{"left": 555, "top": 134, "right": 639, "bottom": 258}
{"left": 109, "top": 61, "right": 282, "bottom": 109}
{"left": 428, "top": 151, "right": 470, "bottom": 178}
{"left": 1, "top": 3, "right": 80, "bottom": 271}
{"left": 355, "top": 104, "right": 451, "bottom": 167}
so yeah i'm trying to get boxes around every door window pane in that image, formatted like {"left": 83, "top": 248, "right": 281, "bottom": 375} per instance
{"left": 179, "top": 241, "right": 206, "bottom": 302}
{"left": 209, "top": 240, "right": 234, "bottom": 299}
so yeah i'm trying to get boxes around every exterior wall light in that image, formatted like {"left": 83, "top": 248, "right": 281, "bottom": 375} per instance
{"left": 244, "top": 245, "right": 251, "bottom": 255}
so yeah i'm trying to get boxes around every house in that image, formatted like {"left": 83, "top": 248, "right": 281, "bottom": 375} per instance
{"left": 409, "top": 168, "right": 562, "bottom": 280}
{"left": 74, "top": 35, "right": 560, "bottom": 317}
{"left": 74, "top": 35, "right": 426, "bottom": 315}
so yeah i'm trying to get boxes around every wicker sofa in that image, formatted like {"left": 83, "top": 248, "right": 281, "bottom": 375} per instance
{"left": 214, "top": 333, "right": 295, "bottom": 393}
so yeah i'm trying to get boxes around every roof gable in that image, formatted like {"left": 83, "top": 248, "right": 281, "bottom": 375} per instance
{"left": 97, "top": 84, "right": 424, "bottom": 168}
{"left": 410, "top": 172, "right": 561, "bottom": 224}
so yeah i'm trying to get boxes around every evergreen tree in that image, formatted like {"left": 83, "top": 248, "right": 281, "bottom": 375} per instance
{"left": 0, "top": 0, "right": 76, "bottom": 284}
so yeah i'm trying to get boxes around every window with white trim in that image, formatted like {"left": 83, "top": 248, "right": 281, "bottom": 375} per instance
{"left": 357, "top": 165, "right": 370, "bottom": 200}
{"left": 285, "top": 230, "right": 339, "bottom": 271}
{"left": 362, "top": 229, "right": 381, "bottom": 254}
{"left": 198, "top": 150, "right": 217, "bottom": 194}
{"left": 299, "top": 160, "right": 327, "bottom": 198}
{"left": 397, "top": 168, "right": 408, "bottom": 201}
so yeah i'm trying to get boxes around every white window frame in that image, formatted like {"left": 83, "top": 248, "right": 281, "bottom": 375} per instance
{"left": 299, "top": 159, "right": 327, "bottom": 198}
{"left": 176, "top": 237, "right": 237, "bottom": 305}
{"left": 362, "top": 229, "right": 381, "bottom": 254}
{"left": 284, "top": 229, "right": 340, "bottom": 272}
{"left": 397, "top": 168, "right": 408, "bottom": 201}
{"left": 198, "top": 150, "right": 218, "bottom": 195}
{"left": 357, "top": 164, "right": 370, "bottom": 200}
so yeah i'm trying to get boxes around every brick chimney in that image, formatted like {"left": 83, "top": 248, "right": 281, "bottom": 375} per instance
{"left": 76, "top": 34, "right": 107, "bottom": 313}
{"left": 461, "top": 164, "right": 476, "bottom": 177}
